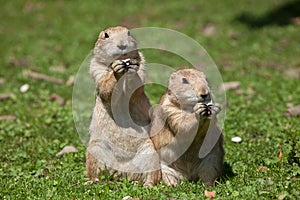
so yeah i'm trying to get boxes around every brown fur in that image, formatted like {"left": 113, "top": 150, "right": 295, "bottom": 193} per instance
{"left": 150, "top": 69, "right": 224, "bottom": 186}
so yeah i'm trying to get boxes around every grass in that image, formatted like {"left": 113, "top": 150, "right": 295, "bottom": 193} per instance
{"left": 1, "top": 0, "right": 300, "bottom": 199}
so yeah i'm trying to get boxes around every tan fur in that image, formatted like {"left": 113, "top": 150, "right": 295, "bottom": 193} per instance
{"left": 150, "top": 69, "right": 224, "bottom": 186}
{"left": 86, "top": 26, "right": 161, "bottom": 186}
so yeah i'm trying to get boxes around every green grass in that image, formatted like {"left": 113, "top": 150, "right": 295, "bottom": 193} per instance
{"left": 1, "top": 0, "right": 299, "bottom": 199}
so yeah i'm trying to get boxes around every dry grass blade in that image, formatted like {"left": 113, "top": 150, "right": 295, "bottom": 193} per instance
{"left": 66, "top": 75, "right": 75, "bottom": 86}
{"left": 221, "top": 81, "right": 241, "bottom": 91}
{"left": 49, "top": 93, "right": 65, "bottom": 106}
{"left": 23, "top": 70, "right": 64, "bottom": 84}
{"left": 0, "top": 115, "right": 16, "bottom": 121}
{"left": 285, "top": 104, "right": 300, "bottom": 117}
{"left": 56, "top": 146, "right": 78, "bottom": 157}
{"left": 0, "top": 93, "right": 14, "bottom": 100}
{"left": 0, "top": 78, "right": 5, "bottom": 84}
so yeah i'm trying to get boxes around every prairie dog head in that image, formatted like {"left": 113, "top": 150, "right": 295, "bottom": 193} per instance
{"left": 167, "top": 69, "right": 212, "bottom": 112}
{"left": 93, "top": 26, "right": 139, "bottom": 65}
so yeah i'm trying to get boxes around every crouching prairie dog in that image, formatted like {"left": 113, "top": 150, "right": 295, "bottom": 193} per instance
{"left": 86, "top": 26, "right": 161, "bottom": 186}
{"left": 150, "top": 69, "right": 224, "bottom": 186}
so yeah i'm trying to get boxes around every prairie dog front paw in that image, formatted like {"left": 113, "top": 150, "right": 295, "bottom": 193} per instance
{"left": 123, "top": 58, "right": 139, "bottom": 73}
{"left": 111, "top": 59, "right": 139, "bottom": 78}
{"left": 193, "top": 103, "right": 208, "bottom": 116}
{"left": 194, "top": 102, "right": 221, "bottom": 117}
{"left": 111, "top": 60, "right": 126, "bottom": 74}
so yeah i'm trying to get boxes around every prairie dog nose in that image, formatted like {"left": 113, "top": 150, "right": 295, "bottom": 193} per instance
{"left": 118, "top": 44, "right": 127, "bottom": 50}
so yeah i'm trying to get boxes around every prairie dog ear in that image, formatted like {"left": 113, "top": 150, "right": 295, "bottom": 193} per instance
{"left": 98, "top": 31, "right": 103, "bottom": 38}
{"left": 94, "top": 30, "right": 110, "bottom": 47}
{"left": 94, "top": 31, "right": 103, "bottom": 47}
{"left": 99, "top": 31, "right": 111, "bottom": 39}
{"left": 168, "top": 72, "right": 179, "bottom": 91}
{"left": 168, "top": 72, "right": 182, "bottom": 85}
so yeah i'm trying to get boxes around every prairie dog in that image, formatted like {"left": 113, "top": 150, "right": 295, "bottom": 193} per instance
{"left": 86, "top": 26, "right": 161, "bottom": 186}
{"left": 150, "top": 69, "right": 224, "bottom": 186}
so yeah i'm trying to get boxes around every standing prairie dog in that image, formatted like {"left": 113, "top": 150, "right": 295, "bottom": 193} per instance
{"left": 86, "top": 26, "right": 161, "bottom": 186}
{"left": 150, "top": 69, "right": 224, "bottom": 186}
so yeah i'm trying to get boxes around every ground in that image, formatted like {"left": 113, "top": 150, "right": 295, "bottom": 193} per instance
{"left": 0, "top": 0, "right": 299, "bottom": 199}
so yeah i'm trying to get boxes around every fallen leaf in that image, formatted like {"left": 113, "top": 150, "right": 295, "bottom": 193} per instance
{"left": 49, "top": 93, "right": 64, "bottom": 106}
{"left": 18, "top": 137, "right": 23, "bottom": 145}
{"left": 23, "top": 70, "right": 64, "bottom": 84}
{"left": 66, "top": 75, "right": 75, "bottom": 86}
{"left": 23, "top": 1, "right": 44, "bottom": 13}
{"left": 0, "top": 115, "right": 17, "bottom": 121}
{"left": 284, "top": 68, "right": 300, "bottom": 78}
{"left": 229, "top": 32, "right": 240, "bottom": 40}
{"left": 284, "top": 123, "right": 291, "bottom": 130}
{"left": 10, "top": 57, "right": 30, "bottom": 68}
{"left": 285, "top": 104, "right": 300, "bottom": 117}
{"left": 55, "top": 44, "right": 63, "bottom": 52}
{"left": 0, "top": 78, "right": 5, "bottom": 84}
{"left": 264, "top": 106, "right": 270, "bottom": 111}
{"left": 277, "top": 145, "right": 283, "bottom": 161}
{"left": 266, "top": 62, "right": 284, "bottom": 69}
{"left": 38, "top": 168, "right": 48, "bottom": 178}
{"left": 257, "top": 166, "right": 268, "bottom": 171}
{"left": 279, "top": 39, "right": 290, "bottom": 47}
{"left": 175, "top": 19, "right": 187, "bottom": 29}
{"left": 56, "top": 145, "right": 77, "bottom": 157}
{"left": 221, "top": 81, "right": 241, "bottom": 91}
{"left": 204, "top": 190, "right": 216, "bottom": 199}
{"left": 202, "top": 23, "right": 216, "bottom": 37}
{"left": 291, "top": 16, "right": 300, "bottom": 25}
{"left": 263, "top": 73, "right": 271, "bottom": 78}
{"left": 0, "top": 93, "right": 14, "bottom": 100}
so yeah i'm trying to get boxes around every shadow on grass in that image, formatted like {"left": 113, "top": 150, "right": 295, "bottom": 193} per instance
{"left": 219, "top": 162, "right": 235, "bottom": 183}
{"left": 234, "top": 0, "right": 300, "bottom": 28}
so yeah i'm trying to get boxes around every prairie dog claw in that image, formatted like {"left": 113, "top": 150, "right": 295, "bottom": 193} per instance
{"left": 121, "top": 58, "right": 139, "bottom": 66}
{"left": 194, "top": 102, "right": 220, "bottom": 116}
{"left": 121, "top": 59, "right": 131, "bottom": 66}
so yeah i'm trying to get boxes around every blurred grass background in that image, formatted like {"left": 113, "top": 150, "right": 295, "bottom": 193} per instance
{"left": 0, "top": 0, "right": 299, "bottom": 199}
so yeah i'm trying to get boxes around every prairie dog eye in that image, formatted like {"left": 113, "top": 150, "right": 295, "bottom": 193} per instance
{"left": 198, "top": 93, "right": 210, "bottom": 102}
{"left": 104, "top": 32, "right": 109, "bottom": 38}
{"left": 127, "top": 31, "right": 131, "bottom": 36}
{"left": 182, "top": 78, "right": 189, "bottom": 84}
